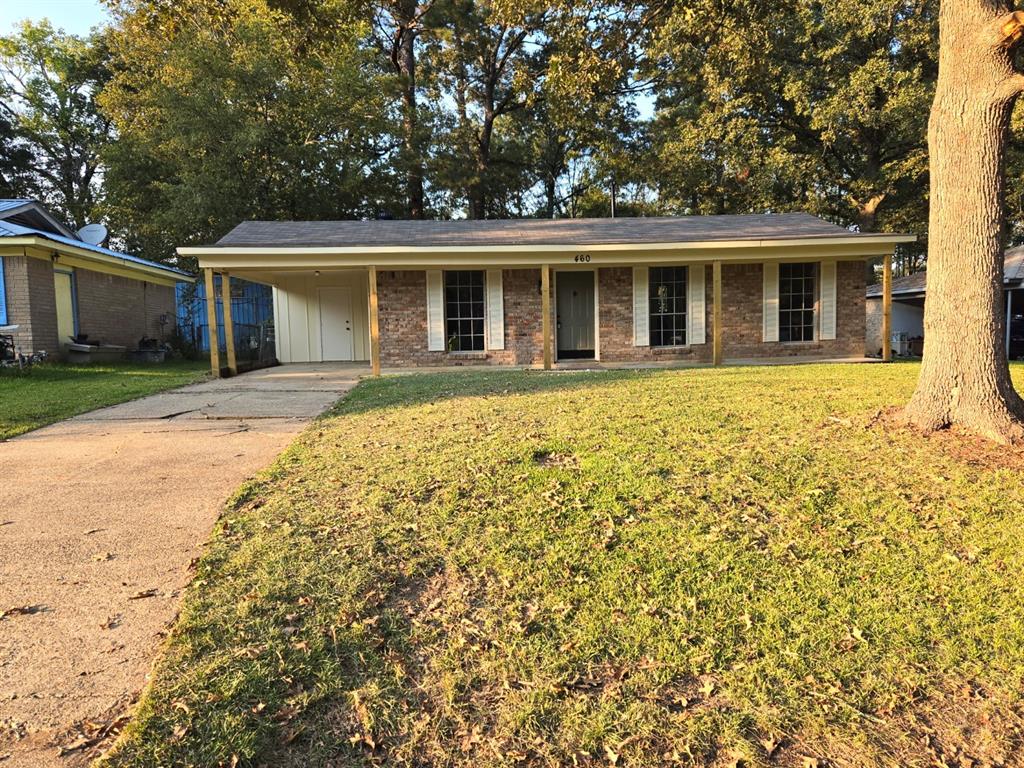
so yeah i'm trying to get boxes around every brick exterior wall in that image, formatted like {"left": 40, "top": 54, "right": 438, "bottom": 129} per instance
{"left": 1, "top": 254, "right": 176, "bottom": 357}
{"left": 2, "top": 255, "right": 59, "bottom": 355}
{"left": 75, "top": 269, "right": 176, "bottom": 347}
{"left": 714, "top": 261, "right": 865, "bottom": 360}
{"left": 378, "top": 269, "right": 545, "bottom": 366}
{"left": 598, "top": 266, "right": 712, "bottom": 363}
{"left": 375, "top": 262, "right": 865, "bottom": 368}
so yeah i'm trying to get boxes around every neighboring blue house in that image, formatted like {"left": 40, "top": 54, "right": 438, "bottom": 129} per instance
{"left": 176, "top": 275, "right": 274, "bottom": 361}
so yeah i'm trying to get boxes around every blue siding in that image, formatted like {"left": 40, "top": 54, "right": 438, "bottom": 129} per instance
{"left": 176, "top": 276, "right": 273, "bottom": 354}
{"left": 0, "top": 257, "right": 6, "bottom": 325}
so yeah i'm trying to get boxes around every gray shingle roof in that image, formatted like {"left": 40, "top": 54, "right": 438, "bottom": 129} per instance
{"left": 215, "top": 213, "right": 867, "bottom": 248}
{"left": 867, "top": 245, "right": 1024, "bottom": 297}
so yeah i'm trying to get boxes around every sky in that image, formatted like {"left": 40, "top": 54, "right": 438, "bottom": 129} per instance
{"left": 0, "top": 0, "right": 110, "bottom": 36}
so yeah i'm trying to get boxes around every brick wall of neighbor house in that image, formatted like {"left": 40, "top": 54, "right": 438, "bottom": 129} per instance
{"left": 376, "top": 261, "right": 865, "bottom": 368}
{"left": 2, "top": 254, "right": 59, "bottom": 355}
{"left": 378, "top": 268, "right": 546, "bottom": 366}
{"left": 75, "top": 270, "right": 177, "bottom": 347}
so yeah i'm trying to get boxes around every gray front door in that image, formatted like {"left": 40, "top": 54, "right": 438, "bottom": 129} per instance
{"left": 556, "top": 271, "right": 595, "bottom": 359}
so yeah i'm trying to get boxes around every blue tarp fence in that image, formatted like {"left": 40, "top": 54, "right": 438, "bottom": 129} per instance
{"left": 176, "top": 277, "right": 275, "bottom": 362}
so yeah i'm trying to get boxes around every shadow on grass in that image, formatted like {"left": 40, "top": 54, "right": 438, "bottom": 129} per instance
{"left": 329, "top": 362, "right": 897, "bottom": 417}
{"left": 331, "top": 367, "right": 658, "bottom": 416}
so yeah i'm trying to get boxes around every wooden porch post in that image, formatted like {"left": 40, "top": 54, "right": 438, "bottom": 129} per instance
{"left": 882, "top": 253, "right": 892, "bottom": 362}
{"left": 203, "top": 268, "right": 221, "bottom": 377}
{"left": 541, "top": 264, "right": 552, "bottom": 370}
{"left": 712, "top": 260, "right": 723, "bottom": 366}
{"left": 368, "top": 266, "right": 381, "bottom": 376}
{"left": 220, "top": 270, "right": 237, "bottom": 376}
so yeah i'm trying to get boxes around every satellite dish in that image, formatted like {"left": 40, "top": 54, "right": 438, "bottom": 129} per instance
{"left": 77, "top": 223, "right": 108, "bottom": 246}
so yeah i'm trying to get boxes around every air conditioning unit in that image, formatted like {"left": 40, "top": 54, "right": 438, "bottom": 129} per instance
{"left": 891, "top": 332, "right": 909, "bottom": 357}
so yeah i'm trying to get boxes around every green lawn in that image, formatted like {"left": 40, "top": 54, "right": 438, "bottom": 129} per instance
{"left": 0, "top": 361, "right": 209, "bottom": 440}
{"left": 103, "top": 363, "right": 1024, "bottom": 767}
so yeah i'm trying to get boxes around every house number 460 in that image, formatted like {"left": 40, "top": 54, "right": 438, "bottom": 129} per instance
{"left": 574, "top": 254, "right": 592, "bottom": 263}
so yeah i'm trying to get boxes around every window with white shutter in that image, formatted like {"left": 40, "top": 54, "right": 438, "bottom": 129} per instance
{"left": 426, "top": 270, "right": 445, "bottom": 351}
{"left": 486, "top": 269, "right": 504, "bottom": 350}
{"left": 633, "top": 266, "right": 649, "bottom": 346}
{"left": 820, "top": 261, "right": 837, "bottom": 340}
{"left": 763, "top": 262, "right": 780, "bottom": 342}
{"left": 688, "top": 264, "right": 706, "bottom": 345}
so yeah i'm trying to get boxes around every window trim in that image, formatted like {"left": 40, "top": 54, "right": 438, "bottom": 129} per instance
{"left": 648, "top": 265, "right": 689, "bottom": 348}
{"left": 778, "top": 261, "right": 818, "bottom": 344}
{"left": 0, "top": 257, "right": 7, "bottom": 325}
{"left": 442, "top": 269, "right": 487, "bottom": 353}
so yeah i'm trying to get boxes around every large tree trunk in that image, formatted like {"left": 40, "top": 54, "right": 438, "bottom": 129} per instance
{"left": 467, "top": 114, "right": 493, "bottom": 220}
{"left": 902, "top": 0, "right": 1024, "bottom": 443}
{"left": 392, "top": 0, "right": 425, "bottom": 219}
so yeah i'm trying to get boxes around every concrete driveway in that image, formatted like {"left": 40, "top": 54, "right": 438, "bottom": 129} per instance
{"left": 0, "top": 364, "right": 364, "bottom": 766}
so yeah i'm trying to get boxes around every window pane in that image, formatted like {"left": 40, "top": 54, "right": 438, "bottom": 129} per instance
{"left": 778, "top": 263, "right": 816, "bottom": 343}
{"left": 444, "top": 270, "right": 487, "bottom": 351}
{"left": 648, "top": 267, "right": 687, "bottom": 347}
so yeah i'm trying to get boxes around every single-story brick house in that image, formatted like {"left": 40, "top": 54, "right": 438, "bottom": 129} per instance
{"left": 865, "top": 246, "right": 1024, "bottom": 359}
{"left": 179, "top": 213, "right": 912, "bottom": 375}
{"left": 0, "top": 200, "right": 192, "bottom": 358}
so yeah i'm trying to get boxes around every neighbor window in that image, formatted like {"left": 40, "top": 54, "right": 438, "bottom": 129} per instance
{"left": 779, "top": 262, "right": 816, "bottom": 342}
{"left": 649, "top": 266, "right": 688, "bottom": 346}
{"left": 444, "top": 270, "right": 485, "bottom": 351}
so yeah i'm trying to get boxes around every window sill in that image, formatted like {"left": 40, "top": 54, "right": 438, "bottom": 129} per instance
{"left": 446, "top": 351, "right": 488, "bottom": 359}
{"left": 778, "top": 341, "right": 822, "bottom": 348}
{"left": 651, "top": 345, "right": 693, "bottom": 355}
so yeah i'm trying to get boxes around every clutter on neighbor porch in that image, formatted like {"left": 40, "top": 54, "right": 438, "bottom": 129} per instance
{"left": 128, "top": 336, "right": 173, "bottom": 364}
{"left": 66, "top": 334, "right": 128, "bottom": 365}
{"left": 0, "top": 325, "right": 48, "bottom": 369}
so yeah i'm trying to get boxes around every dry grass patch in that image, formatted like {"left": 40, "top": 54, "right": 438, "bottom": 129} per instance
{"left": 101, "top": 363, "right": 1024, "bottom": 767}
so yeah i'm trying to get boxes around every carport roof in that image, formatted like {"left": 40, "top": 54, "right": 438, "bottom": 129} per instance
{"left": 214, "top": 213, "right": 909, "bottom": 249}
{"left": 867, "top": 245, "right": 1024, "bottom": 298}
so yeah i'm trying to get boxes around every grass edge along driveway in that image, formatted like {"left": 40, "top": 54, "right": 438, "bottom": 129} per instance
{"left": 0, "top": 361, "right": 209, "bottom": 440}
{"left": 102, "top": 362, "right": 1024, "bottom": 767}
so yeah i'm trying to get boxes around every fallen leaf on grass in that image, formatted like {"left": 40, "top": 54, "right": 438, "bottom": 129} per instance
{"left": 801, "top": 757, "right": 820, "bottom": 768}
{"left": 57, "top": 736, "right": 94, "bottom": 755}
{"left": 128, "top": 589, "right": 158, "bottom": 600}
{"left": 92, "top": 552, "right": 113, "bottom": 562}
{"left": 604, "top": 745, "right": 619, "bottom": 764}
{"left": 1, "top": 605, "right": 42, "bottom": 619}
{"left": 82, "top": 528, "right": 101, "bottom": 535}
{"left": 759, "top": 734, "right": 780, "bottom": 756}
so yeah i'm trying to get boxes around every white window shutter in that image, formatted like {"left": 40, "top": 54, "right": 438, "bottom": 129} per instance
{"left": 486, "top": 269, "right": 504, "bottom": 350}
{"left": 633, "top": 266, "right": 649, "bottom": 346}
{"left": 820, "top": 261, "right": 837, "bottom": 340}
{"left": 426, "top": 270, "right": 445, "bottom": 351}
{"left": 687, "top": 264, "right": 706, "bottom": 345}
{"left": 763, "top": 262, "right": 780, "bottom": 342}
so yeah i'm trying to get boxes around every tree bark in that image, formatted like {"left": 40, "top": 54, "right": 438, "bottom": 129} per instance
{"left": 391, "top": 0, "right": 425, "bottom": 219}
{"left": 903, "top": 1, "right": 1024, "bottom": 443}
{"left": 467, "top": 113, "right": 493, "bottom": 220}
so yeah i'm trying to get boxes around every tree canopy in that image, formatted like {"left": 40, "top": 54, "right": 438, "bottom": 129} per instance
{"left": 0, "top": 0, "right": 992, "bottom": 272}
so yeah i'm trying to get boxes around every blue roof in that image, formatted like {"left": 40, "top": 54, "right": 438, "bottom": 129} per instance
{"left": 0, "top": 199, "right": 32, "bottom": 213}
{"left": 0, "top": 218, "right": 192, "bottom": 279}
